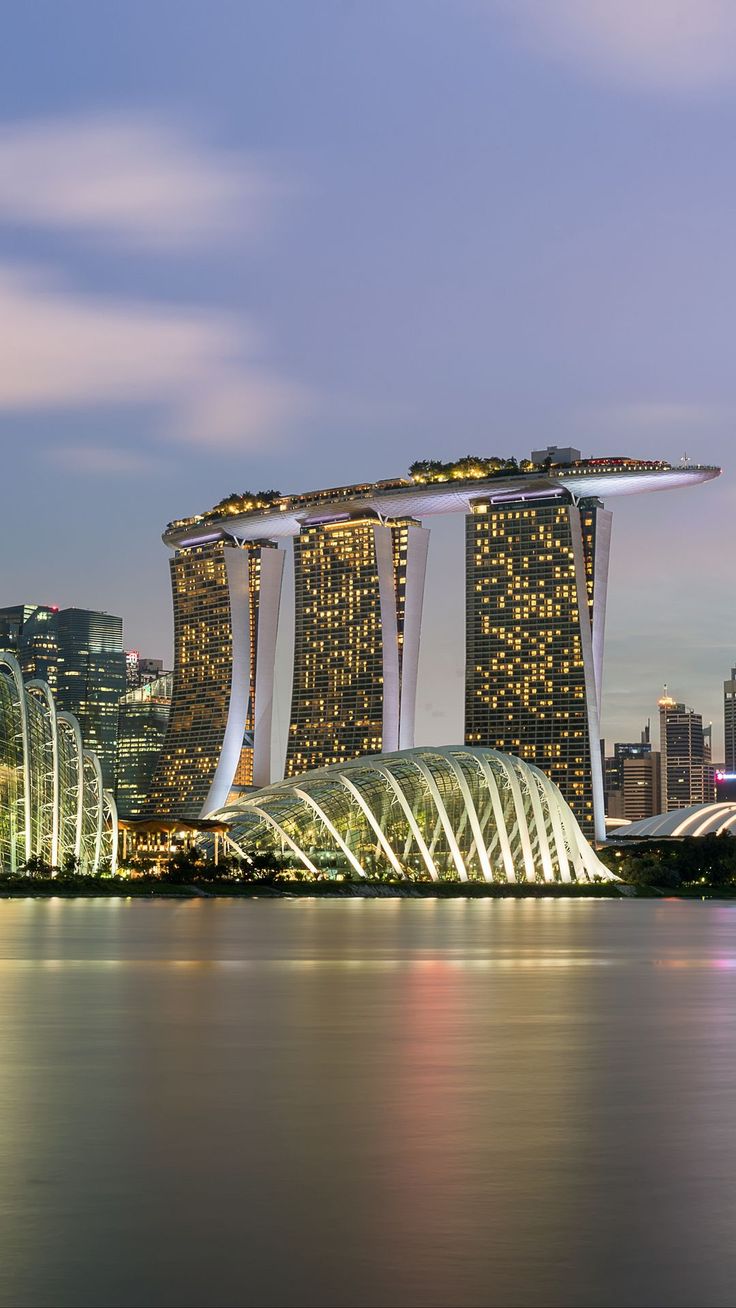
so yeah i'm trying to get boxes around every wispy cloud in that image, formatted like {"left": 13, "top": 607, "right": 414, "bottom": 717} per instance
{"left": 0, "top": 264, "right": 311, "bottom": 449}
{"left": 49, "top": 445, "right": 164, "bottom": 475}
{"left": 0, "top": 112, "right": 283, "bottom": 249}
{"left": 503, "top": 0, "right": 736, "bottom": 94}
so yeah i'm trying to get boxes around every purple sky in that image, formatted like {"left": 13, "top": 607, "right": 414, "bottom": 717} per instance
{"left": 1, "top": 1, "right": 733, "bottom": 762}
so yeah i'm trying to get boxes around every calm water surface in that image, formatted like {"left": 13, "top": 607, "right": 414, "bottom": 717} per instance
{"left": 0, "top": 897, "right": 735, "bottom": 1307}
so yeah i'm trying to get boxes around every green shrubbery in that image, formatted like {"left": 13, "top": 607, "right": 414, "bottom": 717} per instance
{"left": 600, "top": 835, "right": 736, "bottom": 891}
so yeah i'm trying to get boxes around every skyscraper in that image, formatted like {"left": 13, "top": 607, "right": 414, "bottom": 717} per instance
{"left": 724, "top": 666, "right": 736, "bottom": 773}
{"left": 52, "top": 609, "right": 126, "bottom": 791}
{"left": 116, "top": 672, "right": 172, "bottom": 818}
{"left": 0, "top": 604, "right": 125, "bottom": 790}
{"left": 285, "top": 517, "right": 429, "bottom": 776}
{"left": 658, "top": 692, "right": 706, "bottom": 811}
{"left": 145, "top": 538, "right": 284, "bottom": 819}
{"left": 465, "top": 495, "right": 611, "bottom": 838}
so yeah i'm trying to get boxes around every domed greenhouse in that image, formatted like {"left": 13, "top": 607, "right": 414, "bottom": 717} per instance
{"left": 0, "top": 651, "right": 117, "bottom": 874}
{"left": 211, "top": 746, "right": 612, "bottom": 883}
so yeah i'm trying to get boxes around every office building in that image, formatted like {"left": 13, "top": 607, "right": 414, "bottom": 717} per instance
{"left": 0, "top": 604, "right": 125, "bottom": 791}
{"left": 658, "top": 692, "right": 706, "bottom": 811}
{"left": 465, "top": 496, "right": 611, "bottom": 837}
{"left": 125, "top": 651, "right": 164, "bottom": 690}
{"left": 724, "top": 666, "right": 736, "bottom": 773}
{"left": 285, "top": 518, "right": 429, "bottom": 776}
{"left": 144, "top": 538, "right": 284, "bottom": 820}
{"left": 621, "top": 752, "right": 661, "bottom": 822}
{"left": 116, "top": 672, "right": 173, "bottom": 818}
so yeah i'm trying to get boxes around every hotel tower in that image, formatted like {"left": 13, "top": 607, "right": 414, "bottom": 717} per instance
{"left": 465, "top": 496, "right": 611, "bottom": 838}
{"left": 144, "top": 537, "right": 283, "bottom": 820}
{"left": 154, "top": 452, "right": 719, "bottom": 831}
{"left": 285, "top": 518, "right": 429, "bottom": 776}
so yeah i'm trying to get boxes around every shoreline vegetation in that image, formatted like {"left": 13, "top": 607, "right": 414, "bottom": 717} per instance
{"left": 0, "top": 876, "right": 734, "bottom": 901}
{"left": 4, "top": 834, "right": 736, "bottom": 900}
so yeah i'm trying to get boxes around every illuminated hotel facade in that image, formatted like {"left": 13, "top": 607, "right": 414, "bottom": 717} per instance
{"left": 465, "top": 497, "right": 611, "bottom": 836}
{"left": 286, "top": 518, "right": 429, "bottom": 776}
{"left": 156, "top": 454, "right": 719, "bottom": 833}
{"left": 144, "top": 538, "right": 284, "bottom": 820}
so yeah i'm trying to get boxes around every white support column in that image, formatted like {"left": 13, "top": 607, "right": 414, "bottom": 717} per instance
{"left": 58, "top": 712, "right": 85, "bottom": 862}
{"left": 442, "top": 752, "right": 494, "bottom": 881}
{"left": 374, "top": 525, "right": 401, "bottom": 754}
{"left": 246, "top": 805, "right": 321, "bottom": 876}
{"left": 201, "top": 545, "right": 252, "bottom": 816}
{"left": 374, "top": 764, "right": 438, "bottom": 880}
{"left": 399, "top": 526, "right": 430, "bottom": 750}
{"left": 411, "top": 756, "right": 468, "bottom": 881}
{"left": 253, "top": 546, "right": 285, "bottom": 787}
{"left": 27, "top": 681, "right": 60, "bottom": 870}
{"left": 569, "top": 506, "right": 607, "bottom": 844}
{"left": 472, "top": 753, "right": 518, "bottom": 882}
{"left": 292, "top": 787, "right": 366, "bottom": 878}
{"left": 0, "top": 654, "right": 32, "bottom": 866}
{"left": 84, "top": 751, "right": 105, "bottom": 872}
{"left": 337, "top": 774, "right": 407, "bottom": 878}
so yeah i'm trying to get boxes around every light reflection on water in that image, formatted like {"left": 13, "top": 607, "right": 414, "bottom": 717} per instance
{"left": 0, "top": 898, "right": 735, "bottom": 1307}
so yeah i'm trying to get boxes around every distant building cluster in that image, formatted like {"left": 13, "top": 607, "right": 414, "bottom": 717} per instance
{"left": 0, "top": 603, "right": 171, "bottom": 821}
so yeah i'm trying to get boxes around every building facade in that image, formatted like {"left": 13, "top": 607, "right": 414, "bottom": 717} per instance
{"left": 725, "top": 666, "right": 736, "bottom": 773}
{"left": 145, "top": 538, "right": 284, "bottom": 819}
{"left": 116, "top": 672, "right": 172, "bottom": 818}
{"left": 285, "top": 518, "right": 429, "bottom": 776}
{"left": 465, "top": 496, "right": 611, "bottom": 838}
{"left": 658, "top": 693, "right": 706, "bottom": 811}
{"left": 0, "top": 605, "right": 125, "bottom": 791}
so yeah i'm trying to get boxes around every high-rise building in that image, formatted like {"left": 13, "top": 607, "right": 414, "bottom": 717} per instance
{"left": 658, "top": 692, "right": 706, "bottom": 811}
{"left": 125, "top": 651, "right": 164, "bottom": 690}
{"left": 603, "top": 729, "right": 653, "bottom": 818}
{"left": 145, "top": 538, "right": 284, "bottom": 819}
{"left": 0, "top": 604, "right": 125, "bottom": 790}
{"left": 285, "top": 517, "right": 429, "bottom": 776}
{"left": 116, "top": 672, "right": 172, "bottom": 818}
{"left": 52, "top": 609, "right": 126, "bottom": 791}
{"left": 622, "top": 752, "right": 661, "bottom": 821}
{"left": 724, "top": 666, "right": 736, "bottom": 773}
{"left": 0, "top": 603, "right": 60, "bottom": 685}
{"left": 465, "top": 496, "right": 611, "bottom": 837}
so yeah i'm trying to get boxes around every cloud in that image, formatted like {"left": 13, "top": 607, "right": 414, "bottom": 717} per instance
{"left": 0, "top": 112, "right": 283, "bottom": 249}
{"left": 503, "top": 0, "right": 736, "bottom": 93}
{"left": 49, "top": 445, "right": 164, "bottom": 475}
{"left": 0, "top": 263, "right": 311, "bottom": 448}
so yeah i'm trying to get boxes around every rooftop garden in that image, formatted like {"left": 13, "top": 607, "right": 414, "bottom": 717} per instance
{"left": 408, "top": 456, "right": 537, "bottom": 483}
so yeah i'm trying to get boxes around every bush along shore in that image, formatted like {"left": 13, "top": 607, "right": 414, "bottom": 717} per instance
{"left": 2, "top": 835, "right": 736, "bottom": 898}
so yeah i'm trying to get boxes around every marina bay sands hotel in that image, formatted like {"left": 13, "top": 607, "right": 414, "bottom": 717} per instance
{"left": 145, "top": 450, "right": 719, "bottom": 839}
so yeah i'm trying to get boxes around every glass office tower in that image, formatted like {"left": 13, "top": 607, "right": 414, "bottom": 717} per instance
{"left": 145, "top": 537, "right": 284, "bottom": 819}
{"left": 116, "top": 672, "right": 172, "bottom": 818}
{"left": 0, "top": 604, "right": 125, "bottom": 791}
{"left": 285, "top": 517, "right": 429, "bottom": 777}
{"left": 465, "top": 496, "right": 611, "bottom": 838}
{"left": 724, "top": 666, "right": 736, "bottom": 773}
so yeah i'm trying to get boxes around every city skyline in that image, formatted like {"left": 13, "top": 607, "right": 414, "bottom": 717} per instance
{"left": 2, "top": 2, "right": 736, "bottom": 754}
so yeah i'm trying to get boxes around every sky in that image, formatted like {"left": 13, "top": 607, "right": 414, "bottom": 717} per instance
{"left": 1, "top": 0, "right": 735, "bottom": 762}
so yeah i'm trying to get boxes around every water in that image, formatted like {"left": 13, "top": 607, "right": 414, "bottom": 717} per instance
{"left": 0, "top": 897, "right": 735, "bottom": 1308}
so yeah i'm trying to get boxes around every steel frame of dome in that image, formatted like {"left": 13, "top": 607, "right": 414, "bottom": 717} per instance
{"left": 212, "top": 746, "right": 613, "bottom": 883}
{"left": 0, "top": 651, "right": 118, "bottom": 874}
{"left": 622, "top": 804, "right": 736, "bottom": 839}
